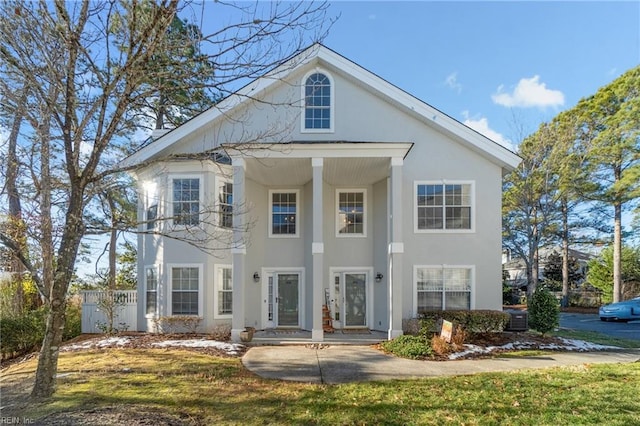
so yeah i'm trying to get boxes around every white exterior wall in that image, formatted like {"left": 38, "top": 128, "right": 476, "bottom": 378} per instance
{"left": 133, "top": 53, "right": 513, "bottom": 334}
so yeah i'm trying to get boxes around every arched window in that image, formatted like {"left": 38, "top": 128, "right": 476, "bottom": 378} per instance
{"left": 304, "top": 72, "right": 331, "bottom": 130}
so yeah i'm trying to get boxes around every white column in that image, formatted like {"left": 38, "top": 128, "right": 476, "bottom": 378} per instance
{"left": 231, "top": 158, "right": 246, "bottom": 342}
{"left": 311, "top": 158, "right": 324, "bottom": 342}
{"left": 388, "top": 157, "right": 404, "bottom": 339}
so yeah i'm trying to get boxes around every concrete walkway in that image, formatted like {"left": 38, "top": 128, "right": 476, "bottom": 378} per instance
{"left": 242, "top": 345, "right": 640, "bottom": 384}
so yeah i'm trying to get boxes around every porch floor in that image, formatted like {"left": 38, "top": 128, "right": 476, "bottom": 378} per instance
{"left": 250, "top": 329, "right": 388, "bottom": 345}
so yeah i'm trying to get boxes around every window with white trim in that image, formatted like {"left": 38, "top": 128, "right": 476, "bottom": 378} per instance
{"left": 270, "top": 190, "right": 299, "bottom": 237}
{"left": 216, "top": 266, "right": 232, "bottom": 317}
{"left": 146, "top": 205, "right": 158, "bottom": 230}
{"left": 336, "top": 190, "right": 366, "bottom": 236}
{"left": 416, "top": 182, "right": 473, "bottom": 231}
{"left": 170, "top": 266, "right": 200, "bottom": 315}
{"left": 172, "top": 178, "right": 200, "bottom": 226}
{"left": 219, "top": 181, "right": 233, "bottom": 229}
{"left": 145, "top": 266, "right": 158, "bottom": 315}
{"left": 415, "top": 266, "right": 472, "bottom": 312}
{"left": 304, "top": 72, "right": 332, "bottom": 130}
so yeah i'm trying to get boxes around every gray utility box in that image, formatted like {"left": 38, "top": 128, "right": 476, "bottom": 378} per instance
{"left": 505, "top": 310, "right": 529, "bottom": 331}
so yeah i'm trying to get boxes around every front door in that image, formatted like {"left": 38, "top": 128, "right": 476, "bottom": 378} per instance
{"left": 267, "top": 273, "right": 300, "bottom": 327}
{"left": 331, "top": 271, "right": 369, "bottom": 328}
{"left": 344, "top": 273, "right": 367, "bottom": 327}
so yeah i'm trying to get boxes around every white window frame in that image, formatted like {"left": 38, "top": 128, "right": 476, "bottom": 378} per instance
{"left": 414, "top": 180, "right": 475, "bottom": 233}
{"left": 300, "top": 69, "right": 335, "bottom": 133}
{"left": 170, "top": 174, "right": 203, "bottom": 227}
{"left": 167, "top": 263, "right": 203, "bottom": 317}
{"left": 335, "top": 189, "right": 367, "bottom": 238}
{"left": 143, "top": 181, "right": 159, "bottom": 231}
{"left": 217, "top": 177, "right": 233, "bottom": 230}
{"left": 214, "top": 264, "right": 233, "bottom": 319}
{"left": 145, "top": 204, "right": 158, "bottom": 230}
{"left": 413, "top": 265, "right": 475, "bottom": 315}
{"left": 144, "top": 265, "right": 159, "bottom": 317}
{"left": 268, "top": 189, "right": 300, "bottom": 238}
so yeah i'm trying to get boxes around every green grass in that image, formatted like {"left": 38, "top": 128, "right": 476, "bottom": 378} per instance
{"left": 3, "top": 348, "right": 639, "bottom": 425}
{"left": 554, "top": 329, "right": 640, "bottom": 349}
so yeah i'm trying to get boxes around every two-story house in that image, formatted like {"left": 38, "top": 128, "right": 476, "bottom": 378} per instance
{"left": 121, "top": 44, "right": 521, "bottom": 342}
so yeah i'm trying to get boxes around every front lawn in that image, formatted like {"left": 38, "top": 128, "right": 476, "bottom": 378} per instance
{"left": 553, "top": 329, "right": 639, "bottom": 349}
{"left": 2, "top": 348, "right": 639, "bottom": 425}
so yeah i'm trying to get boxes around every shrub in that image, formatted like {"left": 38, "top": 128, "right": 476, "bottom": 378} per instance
{"left": 430, "top": 335, "right": 452, "bottom": 356}
{"left": 418, "top": 310, "right": 510, "bottom": 336}
{"left": 528, "top": 289, "right": 560, "bottom": 335}
{"left": 450, "top": 325, "right": 467, "bottom": 346}
{"left": 380, "top": 335, "right": 433, "bottom": 359}
{"left": 430, "top": 325, "right": 467, "bottom": 356}
{"left": 1, "top": 299, "right": 83, "bottom": 360}
{"left": 153, "top": 316, "right": 203, "bottom": 334}
{"left": 0, "top": 308, "right": 46, "bottom": 360}
{"left": 401, "top": 318, "right": 421, "bottom": 335}
{"left": 64, "top": 299, "right": 82, "bottom": 341}
{"left": 211, "top": 323, "right": 231, "bottom": 341}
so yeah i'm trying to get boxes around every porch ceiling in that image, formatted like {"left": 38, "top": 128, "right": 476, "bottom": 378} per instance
{"left": 245, "top": 157, "right": 391, "bottom": 186}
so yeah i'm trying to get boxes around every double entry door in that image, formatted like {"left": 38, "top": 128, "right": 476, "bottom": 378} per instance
{"left": 331, "top": 270, "right": 369, "bottom": 329}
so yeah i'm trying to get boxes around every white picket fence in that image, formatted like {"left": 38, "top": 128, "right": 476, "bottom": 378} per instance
{"left": 81, "top": 290, "right": 137, "bottom": 333}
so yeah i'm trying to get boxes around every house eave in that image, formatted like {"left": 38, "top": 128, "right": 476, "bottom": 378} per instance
{"left": 223, "top": 141, "right": 414, "bottom": 161}
{"left": 119, "top": 43, "right": 521, "bottom": 173}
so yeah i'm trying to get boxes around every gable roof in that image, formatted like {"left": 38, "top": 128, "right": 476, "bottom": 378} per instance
{"left": 121, "top": 44, "right": 521, "bottom": 172}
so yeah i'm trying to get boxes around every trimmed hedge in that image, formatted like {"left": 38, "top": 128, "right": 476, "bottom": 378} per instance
{"left": 418, "top": 310, "right": 511, "bottom": 335}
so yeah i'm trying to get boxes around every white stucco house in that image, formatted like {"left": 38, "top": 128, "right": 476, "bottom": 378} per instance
{"left": 121, "top": 44, "right": 521, "bottom": 342}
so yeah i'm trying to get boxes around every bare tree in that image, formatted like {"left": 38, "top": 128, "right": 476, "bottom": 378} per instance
{"left": 0, "top": 0, "right": 330, "bottom": 398}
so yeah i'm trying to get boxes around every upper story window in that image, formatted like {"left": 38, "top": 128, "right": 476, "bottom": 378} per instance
{"left": 415, "top": 182, "right": 473, "bottom": 232}
{"left": 146, "top": 205, "right": 158, "bottom": 230}
{"left": 336, "top": 189, "right": 366, "bottom": 237}
{"left": 303, "top": 72, "right": 333, "bottom": 132}
{"left": 143, "top": 181, "right": 158, "bottom": 230}
{"left": 269, "top": 190, "right": 299, "bottom": 237}
{"left": 219, "top": 181, "right": 233, "bottom": 229}
{"left": 172, "top": 177, "right": 200, "bottom": 226}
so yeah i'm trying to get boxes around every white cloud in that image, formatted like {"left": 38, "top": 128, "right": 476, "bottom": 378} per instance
{"left": 492, "top": 75, "right": 564, "bottom": 108}
{"left": 462, "top": 111, "right": 514, "bottom": 151}
{"left": 444, "top": 72, "right": 462, "bottom": 94}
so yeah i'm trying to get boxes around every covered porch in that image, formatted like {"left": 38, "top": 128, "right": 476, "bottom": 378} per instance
{"left": 227, "top": 142, "right": 412, "bottom": 343}
{"left": 250, "top": 329, "right": 388, "bottom": 345}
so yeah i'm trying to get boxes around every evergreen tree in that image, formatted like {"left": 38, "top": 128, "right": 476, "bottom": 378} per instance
{"left": 587, "top": 245, "right": 640, "bottom": 303}
{"left": 577, "top": 67, "right": 640, "bottom": 302}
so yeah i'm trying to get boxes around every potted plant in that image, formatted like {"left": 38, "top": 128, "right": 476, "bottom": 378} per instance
{"left": 239, "top": 326, "right": 255, "bottom": 342}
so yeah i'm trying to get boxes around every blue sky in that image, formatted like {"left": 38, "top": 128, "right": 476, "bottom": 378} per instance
{"left": 321, "top": 1, "right": 640, "bottom": 150}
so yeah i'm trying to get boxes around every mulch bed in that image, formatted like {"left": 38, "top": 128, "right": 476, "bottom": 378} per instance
{"left": 59, "top": 332, "right": 248, "bottom": 358}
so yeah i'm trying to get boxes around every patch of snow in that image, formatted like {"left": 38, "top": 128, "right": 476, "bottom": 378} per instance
{"left": 98, "top": 337, "right": 131, "bottom": 347}
{"left": 151, "top": 339, "right": 245, "bottom": 355}
{"left": 556, "top": 337, "right": 620, "bottom": 351}
{"left": 448, "top": 339, "right": 621, "bottom": 360}
{"left": 63, "top": 337, "right": 131, "bottom": 351}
